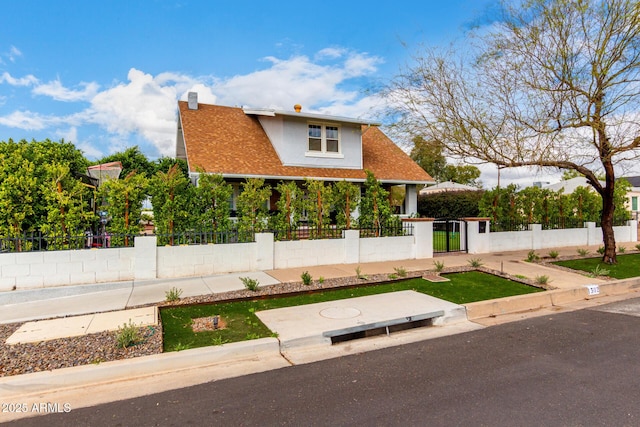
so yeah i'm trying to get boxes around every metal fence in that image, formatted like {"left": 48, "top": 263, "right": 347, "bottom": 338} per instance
{"left": 270, "top": 225, "right": 345, "bottom": 241}
{"left": 155, "top": 229, "right": 255, "bottom": 246}
{"left": 1, "top": 220, "right": 415, "bottom": 253}
{"left": 358, "top": 220, "right": 413, "bottom": 238}
{"left": 489, "top": 219, "right": 531, "bottom": 232}
{"left": 0, "top": 231, "right": 137, "bottom": 253}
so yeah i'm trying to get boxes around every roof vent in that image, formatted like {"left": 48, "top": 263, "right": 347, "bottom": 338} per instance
{"left": 294, "top": 104, "right": 302, "bottom": 113}
{"left": 188, "top": 92, "right": 198, "bottom": 110}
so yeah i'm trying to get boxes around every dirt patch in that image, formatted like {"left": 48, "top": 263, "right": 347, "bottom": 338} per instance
{"left": 191, "top": 316, "right": 227, "bottom": 332}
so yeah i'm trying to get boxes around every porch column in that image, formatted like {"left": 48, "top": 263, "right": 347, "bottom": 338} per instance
{"left": 404, "top": 184, "right": 418, "bottom": 216}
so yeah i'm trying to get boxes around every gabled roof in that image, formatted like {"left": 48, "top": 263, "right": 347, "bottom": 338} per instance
{"left": 621, "top": 176, "right": 640, "bottom": 188}
{"left": 177, "top": 101, "right": 433, "bottom": 184}
{"left": 543, "top": 177, "right": 603, "bottom": 193}
{"left": 419, "top": 181, "right": 479, "bottom": 194}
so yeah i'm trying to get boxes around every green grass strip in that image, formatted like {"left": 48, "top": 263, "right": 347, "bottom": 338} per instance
{"left": 553, "top": 253, "right": 640, "bottom": 279}
{"left": 160, "top": 271, "right": 542, "bottom": 352}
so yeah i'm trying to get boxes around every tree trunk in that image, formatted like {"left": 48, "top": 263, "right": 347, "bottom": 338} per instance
{"left": 345, "top": 192, "right": 351, "bottom": 229}
{"left": 124, "top": 193, "right": 130, "bottom": 247}
{"left": 601, "top": 165, "right": 617, "bottom": 264}
{"left": 57, "top": 181, "right": 67, "bottom": 235}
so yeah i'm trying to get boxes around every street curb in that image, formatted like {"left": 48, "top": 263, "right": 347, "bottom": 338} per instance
{"left": 464, "top": 278, "right": 640, "bottom": 320}
{"left": 0, "top": 337, "right": 280, "bottom": 399}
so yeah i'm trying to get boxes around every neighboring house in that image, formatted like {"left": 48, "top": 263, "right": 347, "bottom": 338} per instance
{"left": 542, "top": 177, "right": 604, "bottom": 193}
{"left": 175, "top": 93, "right": 434, "bottom": 217}
{"left": 419, "top": 181, "right": 478, "bottom": 195}
{"left": 621, "top": 176, "right": 640, "bottom": 220}
{"left": 543, "top": 176, "right": 638, "bottom": 220}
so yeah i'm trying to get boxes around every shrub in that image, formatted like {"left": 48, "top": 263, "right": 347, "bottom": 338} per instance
{"left": 636, "top": 243, "right": 640, "bottom": 252}
{"left": 597, "top": 246, "right": 605, "bottom": 255}
{"left": 618, "top": 246, "right": 626, "bottom": 253}
{"left": 467, "top": 258, "right": 484, "bottom": 268}
{"left": 433, "top": 260, "right": 445, "bottom": 272}
{"left": 172, "top": 342, "right": 192, "bottom": 352}
{"left": 301, "top": 271, "right": 313, "bottom": 286}
{"left": 240, "top": 277, "right": 260, "bottom": 291}
{"left": 534, "top": 275, "right": 549, "bottom": 285}
{"left": 165, "top": 287, "right": 183, "bottom": 302}
{"left": 318, "top": 276, "right": 325, "bottom": 284}
{"left": 212, "top": 336, "right": 229, "bottom": 346}
{"left": 526, "top": 250, "right": 539, "bottom": 262}
{"left": 355, "top": 266, "right": 368, "bottom": 280}
{"left": 115, "top": 320, "right": 141, "bottom": 349}
{"left": 589, "top": 264, "right": 610, "bottom": 278}
{"left": 547, "top": 250, "right": 559, "bottom": 259}
{"left": 388, "top": 273, "right": 398, "bottom": 280}
{"left": 394, "top": 266, "right": 408, "bottom": 277}
{"left": 577, "top": 248, "right": 589, "bottom": 256}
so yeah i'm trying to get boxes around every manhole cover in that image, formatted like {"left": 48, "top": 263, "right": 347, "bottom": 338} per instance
{"left": 320, "top": 307, "right": 361, "bottom": 319}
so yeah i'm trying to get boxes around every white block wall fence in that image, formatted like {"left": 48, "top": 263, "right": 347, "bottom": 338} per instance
{"left": 1, "top": 218, "right": 636, "bottom": 292}
{"left": 465, "top": 218, "right": 638, "bottom": 254}
{"left": 0, "top": 219, "right": 434, "bottom": 291}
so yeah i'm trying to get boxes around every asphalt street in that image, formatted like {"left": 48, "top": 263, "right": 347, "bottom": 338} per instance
{"left": 6, "top": 298, "right": 640, "bottom": 426}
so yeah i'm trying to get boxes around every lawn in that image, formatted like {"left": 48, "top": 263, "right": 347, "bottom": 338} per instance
{"left": 161, "top": 271, "right": 543, "bottom": 352}
{"left": 553, "top": 253, "right": 640, "bottom": 279}
{"left": 433, "top": 230, "right": 461, "bottom": 252}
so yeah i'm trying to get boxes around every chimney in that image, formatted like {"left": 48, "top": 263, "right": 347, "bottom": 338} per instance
{"left": 188, "top": 92, "right": 198, "bottom": 110}
{"left": 294, "top": 104, "right": 302, "bottom": 113}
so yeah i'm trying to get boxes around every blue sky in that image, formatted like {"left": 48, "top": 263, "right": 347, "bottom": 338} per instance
{"left": 1, "top": 0, "right": 543, "bottom": 185}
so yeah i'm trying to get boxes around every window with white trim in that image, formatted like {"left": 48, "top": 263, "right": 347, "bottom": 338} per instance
{"left": 308, "top": 124, "right": 340, "bottom": 154}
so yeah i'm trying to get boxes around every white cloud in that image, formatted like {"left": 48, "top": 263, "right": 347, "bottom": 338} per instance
{"left": 0, "top": 72, "right": 38, "bottom": 86}
{"left": 316, "top": 47, "right": 346, "bottom": 59}
{"left": 85, "top": 68, "right": 179, "bottom": 156}
{"left": 0, "top": 110, "right": 58, "bottom": 130}
{"left": 213, "top": 50, "right": 382, "bottom": 111}
{"left": 33, "top": 79, "right": 100, "bottom": 102}
{"left": 9, "top": 46, "right": 22, "bottom": 62}
{"left": 0, "top": 48, "right": 385, "bottom": 158}
{"left": 180, "top": 84, "right": 217, "bottom": 105}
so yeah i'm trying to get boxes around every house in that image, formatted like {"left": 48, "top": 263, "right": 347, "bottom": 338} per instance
{"left": 419, "top": 181, "right": 479, "bottom": 195}
{"left": 542, "top": 176, "right": 639, "bottom": 225}
{"left": 621, "top": 176, "right": 640, "bottom": 220}
{"left": 175, "top": 93, "right": 434, "bottom": 217}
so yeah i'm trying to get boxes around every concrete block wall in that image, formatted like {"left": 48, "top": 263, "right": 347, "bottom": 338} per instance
{"left": 0, "top": 221, "right": 434, "bottom": 290}
{"left": 274, "top": 238, "right": 346, "bottom": 269}
{"left": 359, "top": 236, "right": 414, "bottom": 262}
{"left": 0, "top": 248, "right": 134, "bottom": 291}
{"left": 467, "top": 220, "right": 638, "bottom": 254}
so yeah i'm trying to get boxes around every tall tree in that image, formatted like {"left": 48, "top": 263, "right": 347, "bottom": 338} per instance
{"left": 0, "top": 141, "right": 37, "bottom": 248}
{"left": 273, "top": 181, "right": 304, "bottom": 239}
{"left": 194, "top": 171, "right": 232, "bottom": 234}
{"left": 98, "top": 171, "right": 149, "bottom": 246}
{"left": 333, "top": 180, "right": 360, "bottom": 229}
{"left": 388, "top": 0, "right": 640, "bottom": 263}
{"left": 410, "top": 136, "right": 481, "bottom": 185}
{"left": 40, "top": 162, "right": 94, "bottom": 239}
{"left": 149, "top": 164, "right": 191, "bottom": 245}
{"left": 304, "top": 179, "right": 333, "bottom": 237}
{"left": 236, "top": 178, "right": 271, "bottom": 233}
{"left": 358, "top": 171, "right": 394, "bottom": 236}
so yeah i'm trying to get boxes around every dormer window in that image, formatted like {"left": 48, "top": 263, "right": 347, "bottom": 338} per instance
{"left": 308, "top": 123, "right": 340, "bottom": 154}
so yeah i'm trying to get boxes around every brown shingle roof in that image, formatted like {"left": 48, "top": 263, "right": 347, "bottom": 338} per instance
{"left": 178, "top": 101, "right": 433, "bottom": 183}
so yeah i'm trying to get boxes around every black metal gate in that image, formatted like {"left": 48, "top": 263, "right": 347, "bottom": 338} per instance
{"left": 433, "top": 218, "right": 467, "bottom": 253}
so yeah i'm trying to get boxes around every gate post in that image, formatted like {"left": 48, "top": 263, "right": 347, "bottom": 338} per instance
{"left": 403, "top": 218, "right": 433, "bottom": 259}
{"left": 464, "top": 218, "right": 491, "bottom": 254}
